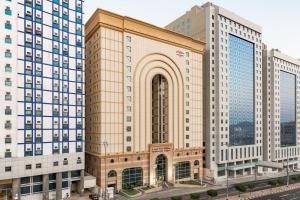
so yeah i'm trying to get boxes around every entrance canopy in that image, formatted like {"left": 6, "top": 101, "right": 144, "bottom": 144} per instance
{"left": 256, "top": 160, "right": 284, "bottom": 169}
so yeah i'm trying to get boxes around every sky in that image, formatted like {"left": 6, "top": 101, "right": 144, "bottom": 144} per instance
{"left": 85, "top": 0, "right": 300, "bottom": 59}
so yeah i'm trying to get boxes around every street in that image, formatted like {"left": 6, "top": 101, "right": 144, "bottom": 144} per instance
{"left": 254, "top": 188, "right": 300, "bottom": 200}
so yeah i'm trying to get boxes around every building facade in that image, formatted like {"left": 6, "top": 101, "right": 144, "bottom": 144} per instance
{"left": 85, "top": 9, "right": 204, "bottom": 191}
{"left": 166, "top": 2, "right": 263, "bottom": 180}
{"left": 0, "top": 0, "right": 85, "bottom": 199}
{"left": 262, "top": 48, "right": 300, "bottom": 171}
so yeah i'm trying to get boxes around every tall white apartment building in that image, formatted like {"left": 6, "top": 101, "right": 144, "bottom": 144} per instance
{"left": 0, "top": 0, "right": 85, "bottom": 199}
{"left": 166, "top": 2, "right": 263, "bottom": 180}
{"left": 263, "top": 47, "right": 300, "bottom": 171}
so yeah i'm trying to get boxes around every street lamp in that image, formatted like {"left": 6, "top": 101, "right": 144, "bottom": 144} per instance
{"left": 101, "top": 141, "right": 108, "bottom": 200}
{"left": 286, "top": 146, "right": 289, "bottom": 187}
{"left": 226, "top": 144, "right": 231, "bottom": 200}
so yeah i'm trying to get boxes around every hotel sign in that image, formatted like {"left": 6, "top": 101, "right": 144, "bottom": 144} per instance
{"left": 151, "top": 146, "right": 171, "bottom": 153}
{"left": 176, "top": 50, "right": 184, "bottom": 57}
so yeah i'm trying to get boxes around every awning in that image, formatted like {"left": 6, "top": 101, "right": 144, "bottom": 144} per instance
{"left": 257, "top": 160, "right": 284, "bottom": 169}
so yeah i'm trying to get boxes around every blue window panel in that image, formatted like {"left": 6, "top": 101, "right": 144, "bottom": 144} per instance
{"left": 63, "top": 14, "right": 68, "bottom": 20}
{"left": 5, "top": 80, "right": 12, "bottom": 86}
{"left": 53, "top": 49, "right": 59, "bottom": 54}
{"left": 53, "top": 0, "right": 59, "bottom": 3}
{"left": 280, "top": 71, "right": 296, "bottom": 146}
{"left": 5, "top": 38, "right": 12, "bottom": 44}
{"left": 63, "top": 63, "right": 68, "bottom": 68}
{"left": 53, "top": 36, "right": 59, "bottom": 41}
{"left": 76, "top": 18, "right": 82, "bottom": 23}
{"left": 53, "top": 11, "right": 59, "bottom": 16}
{"left": 5, "top": 24, "right": 12, "bottom": 30}
{"left": 36, "top": 71, "right": 42, "bottom": 76}
{"left": 229, "top": 35, "right": 254, "bottom": 146}
{"left": 36, "top": 18, "right": 42, "bottom": 23}
{"left": 36, "top": 44, "right": 42, "bottom": 50}
{"left": 76, "top": 54, "right": 82, "bottom": 58}
{"left": 62, "top": 27, "right": 68, "bottom": 32}
{"left": 62, "top": 2, "right": 68, "bottom": 8}
{"left": 25, "top": 83, "right": 32, "bottom": 88}
{"left": 36, "top": 5, "right": 42, "bottom": 10}
{"left": 63, "top": 39, "right": 68, "bottom": 44}
{"left": 5, "top": 66, "right": 12, "bottom": 72}
{"left": 76, "top": 30, "right": 82, "bottom": 35}
{"left": 53, "top": 74, "right": 59, "bottom": 79}
{"left": 53, "top": 61, "right": 59, "bottom": 66}
{"left": 63, "top": 51, "right": 68, "bottom": 56}
{"left": 5, "top": 10, "right": 12, "bottom": 16}
{"left": 5, "top": 52, "right": 12, "bottom": 58}
{"left": 25, "top": 15, "right": 32, "bottom": 20}
{"left": 76, "top": 7, "right": 82, "bottom": 12}
{"left": 76, "top": 41, "right": 82, "bottom": 47}
{"left": 53, "top": 23, "right": 59, "bottom": 29}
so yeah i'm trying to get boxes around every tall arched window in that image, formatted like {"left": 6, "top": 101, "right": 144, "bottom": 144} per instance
{"left": 152, "top": 75, "right": 168, "bottom": 144}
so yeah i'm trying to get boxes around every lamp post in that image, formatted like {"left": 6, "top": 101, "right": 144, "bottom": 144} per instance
{"left": 286, "top": 146, "right": 289, "bottom": 187}
{"left": 226, "top": 144, "right": 231, "bottom": 200}
{"left": 101, "top": 141, "right": 108, "bottom": 200}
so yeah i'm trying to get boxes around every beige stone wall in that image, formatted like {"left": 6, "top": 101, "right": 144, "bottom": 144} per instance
{"left": 85, "top": 27, "right": 124, "bottom": 155}
{"left": 85, "top": 8, "right": 205, "bottom": 190}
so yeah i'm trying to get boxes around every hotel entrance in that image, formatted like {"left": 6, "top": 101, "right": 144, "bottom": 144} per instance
{"left": 156, "top": 154, "right": 167, "bottom": 182}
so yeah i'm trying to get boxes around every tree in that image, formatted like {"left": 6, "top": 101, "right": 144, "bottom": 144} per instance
{"left": 235, "top": 184, "right": 247, "bottom": 197}
{"left": 268, "top": 180, "right": 277, "bottom": 187}
{"left": 277, "top": 179, "right": 284, "bottom": 185}
{"left": 190, "top": 193, "right": 200, "bottom": 199}
{"left": 171, "top": 196, "right": 182, "bottom": 200}
{"left": 207, "top": 189, "right": 218, "bottom": 198}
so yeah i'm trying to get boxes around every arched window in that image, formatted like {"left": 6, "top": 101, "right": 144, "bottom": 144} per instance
{"left": 152, "top": 74, "right": 168, "bottom": 144}
{"left": 108, "top": 170, "right": 117, "bottom": 178}
{"left": 194, "top": 160, "right": 199, "bottom": 166}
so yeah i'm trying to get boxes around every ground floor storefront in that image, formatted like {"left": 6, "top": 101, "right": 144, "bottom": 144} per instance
{"left": 85, "top": 143, "right": 204, "bottom": 192}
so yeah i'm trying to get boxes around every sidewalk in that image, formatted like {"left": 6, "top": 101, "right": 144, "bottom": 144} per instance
{"left": 217, "top": 182, "right": 300, "bottom": 200}
{"left": 125, "top": 171, "right": 300, "bottom": 200}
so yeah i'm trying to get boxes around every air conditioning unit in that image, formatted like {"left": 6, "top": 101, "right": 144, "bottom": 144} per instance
{"left": 26, "top": 147, "right": 31, "bottom": 151}
{"left": 54, "top": 146, "right": 58, "bottom": 149}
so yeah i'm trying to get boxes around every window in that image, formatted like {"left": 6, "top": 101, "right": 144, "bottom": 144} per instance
{"left": 229, "top": 35, "right": 255, "bottom": 145}
{"left": 5, "top": 166, "right": 11, "bottom": 172}
{"left": 175, "top": 161, "right": 190, "bottom": 180}
{"left": 25, "top": 164, "right": 32, "bottom": 170}
{"left": 108, "top": 170, "right": 117, "bottom": 178}
{"left": 122, "top": 168, "right": 143, "bottom": 189}
{"left": 36, "top": 163, "right": 42, "bottom": 168}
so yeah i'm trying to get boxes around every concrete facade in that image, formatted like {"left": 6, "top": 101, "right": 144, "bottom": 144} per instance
{"left": 0, "top": 0, "right": 85, "bottom": 199}
{"left": 262, "top": 47, "right": 300, "bottom": 171}
{"left": 166, "top": 2, "right": 263, "bottom": 180}
{"left": 85, "top": 9, "right": 205, "bottom": 191}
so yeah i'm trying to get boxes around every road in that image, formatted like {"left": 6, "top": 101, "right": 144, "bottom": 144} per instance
{"left": 253, "top": 188, "right": 300, "bottom": 200}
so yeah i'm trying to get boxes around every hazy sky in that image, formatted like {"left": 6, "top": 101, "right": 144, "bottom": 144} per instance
{"left": 85, "top": 0, "right": 300, "bottom": 59}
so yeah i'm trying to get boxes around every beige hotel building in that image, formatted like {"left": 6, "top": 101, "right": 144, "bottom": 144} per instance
{"left": 85, "top": 9, "right": 205, "bottom": 191}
